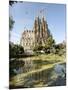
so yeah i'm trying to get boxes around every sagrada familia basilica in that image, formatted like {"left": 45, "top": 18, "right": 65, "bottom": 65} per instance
{"left": 20, "top": 16, "right": 50, "bottom": 50}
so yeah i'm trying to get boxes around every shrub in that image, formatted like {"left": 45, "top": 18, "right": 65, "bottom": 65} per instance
{"left": 9, "top": 42, "right": 24, "bottom": 58}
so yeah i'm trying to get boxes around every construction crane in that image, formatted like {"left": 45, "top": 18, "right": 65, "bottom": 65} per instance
{"left": 37, "top": 8, "right": 46, "bottom": 18}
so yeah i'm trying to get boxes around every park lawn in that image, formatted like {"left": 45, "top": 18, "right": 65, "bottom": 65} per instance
{"left": 21, "top": 53, "right": 65, "bottom": 62}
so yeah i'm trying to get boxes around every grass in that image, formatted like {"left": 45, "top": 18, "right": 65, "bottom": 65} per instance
{"left": 20, "top": 54, "right": 65, "bottom": 63}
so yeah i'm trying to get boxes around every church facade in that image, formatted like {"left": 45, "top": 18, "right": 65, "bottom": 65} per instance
{"left": 20, "top": 30, "right": 35, "bottom": 50}
{"left": 20, "top": 16, "right": 50, "bottom": 50}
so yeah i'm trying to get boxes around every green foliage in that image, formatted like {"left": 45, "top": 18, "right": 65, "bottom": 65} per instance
{"left": 47, "top": 28, "right": 51, "bottom": 37}
{"left": 9, "top": 16, "right": 15, "bottom": 31}
{"left": 45, "top": 36, "right": 55, "bottom": 48}
{"left": 9, "top": 1, "right": 16, "bottom": 31}
{"left": 9, "top": 1, "right": 17, "bottom": 6}
{"left": 9, "top": 42, "right": 24, "bottom": 58}
{"left": 33, "top": 35, "right": 66, "bottom": 56}
{"left": 33, "top": 35, "right": 55, "bottom": 54}
{"left": 54, "top": 43, "right": 66, "bottom": 55}
{"left": 33, "top": 45, "right": 43, "bottom": 51}
{"left": 9, "top": 1, "right": 23, "bottom": 6}
{"left": 44, "top": 36, "right": 55, "bottom": 53}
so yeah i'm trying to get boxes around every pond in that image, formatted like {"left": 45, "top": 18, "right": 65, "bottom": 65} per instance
{"left": 10, "top": 57, "right": 66, "bottom": 88}
{"left": 10, "top": 57, "right": 55, "bottom": 74}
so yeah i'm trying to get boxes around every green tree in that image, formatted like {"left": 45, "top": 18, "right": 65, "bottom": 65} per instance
{"left": 9, "top": 42, "right": 24, "bottom": 58}
{"left": 9, "top": 1, "right": 15, "bottom": 39}
{"left": 9, "top": 1, "right": 17, "bottom": 6}
{"left": 44, "top": 35, "right": 55, "bottom": 53}
{"left": 9, "top": 1, "right": 23, "bottom": 32}
{"left": 54, "top": 42, "right": 66, "bottom": 55}
{"left": 9, "top": 1, "right": 16, "bottom": 31}
{"left": 9, "top": 16, "right": 15, "bottom": 31}
{"left": 18, "top": 45, "right": 24, "bottom": 54}
{"left": 33, "top": 35, "right": 55, "bottom": 53}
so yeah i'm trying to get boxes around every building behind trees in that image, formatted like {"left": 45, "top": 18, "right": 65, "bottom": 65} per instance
{"left": 20, "top": 16, "right": 52, "bottom": 50}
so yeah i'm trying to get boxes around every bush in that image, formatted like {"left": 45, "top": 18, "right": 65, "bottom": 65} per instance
{"left": 33, "top": 45, "right": 43, "bottom": 51}
{"left": 9, "top": 43, "right": 24, "bottom": 58}
{"left": 54, "top": 43, "right": 66, "bottom": 55}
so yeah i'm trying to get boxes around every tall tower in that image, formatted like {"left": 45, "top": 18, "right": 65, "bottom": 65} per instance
{"left": 34, "top": 16, "right": 39, "bottom": 46}
{"left": 34, "top": 8, "right": 49, "bottom": 47}
{"left": 42, "top": 16, "right": 48, "bottom": 43}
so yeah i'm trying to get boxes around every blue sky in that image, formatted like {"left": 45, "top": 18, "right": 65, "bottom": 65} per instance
{"left": 9, "top": 1, "right": 66, "bottom": 44}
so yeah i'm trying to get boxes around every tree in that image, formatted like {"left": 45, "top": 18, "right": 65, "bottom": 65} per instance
{"left": 44, "top": 35, "right": 55, "bottom": 53}
{"left": 9, "top": 42, "right": 24, "bottom": 58}
{"left": 9, "top": 16, "right": 15, "bottom": 31}
{"left": 54, "top": 42, "right": 66, "bottom": 55}
{"left": 9, "top": 1, "right": 16, "bottom": 31}
{"left": 9, "top": 1, "right": 15, "bottom": 39}
{"left": 9, "top": 1, "right": 23, "bottom": 6}
{"left": 18, "top": 45, "right": 24, "bottom": 54}
{"left": 33, "top": 35, "right": 55, "bottom": 54}
{"left": 9, "top": 0, "right": 17, "bottom": 6}
{"left": 9, "top": 1, "right": 23, "bottom": 31}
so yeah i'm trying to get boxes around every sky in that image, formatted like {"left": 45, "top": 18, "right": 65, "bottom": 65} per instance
{"left": 9, "top": 1, "right": 66, "bottom": 44}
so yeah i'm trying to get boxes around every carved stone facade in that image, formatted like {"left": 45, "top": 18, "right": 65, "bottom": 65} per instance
{"left": 20, "top": 16, "right": 50, "bottom": 50}
{"left": 20, "top": 30, "right": 35, "bottom": 50}
{"left": 34, "top": 16, "right": 49, "bottom": 47}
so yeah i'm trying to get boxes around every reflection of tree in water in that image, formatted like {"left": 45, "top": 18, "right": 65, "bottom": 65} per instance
{"left": 48, "top": 76, "right": 66, "bottom": 86}
{"left": 22, "top": 67, "right": 54, "bottom": 88}
{"left": 9, "top": 59, "right": 25, "bottom": 78}
{"left": 48, "top": 63, "right": 66, "bottom": 86}
{"left": 22, "top": 63, "right": 66, "bottom": 87}
{"left": 10, "top": 57, "right": 66, "bottom": 88}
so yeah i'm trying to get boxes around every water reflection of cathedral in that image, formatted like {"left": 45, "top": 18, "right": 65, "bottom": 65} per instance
{"left": 20, "top": 16, "right": 50, "bottom": 50}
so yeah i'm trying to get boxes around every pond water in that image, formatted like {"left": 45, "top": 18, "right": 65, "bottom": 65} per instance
{"left": 12, "top": 57, "right": 54, "bottom": 74}
{"left": 10, "top": 57, "right": 66, "bottom": 88}
{"left": 54, "top": 63, "right": 66, "bottom": 77}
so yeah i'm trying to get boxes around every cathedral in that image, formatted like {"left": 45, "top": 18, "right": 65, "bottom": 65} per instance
{"left": 20, "top": 16, "right": 50, "bottom": 50}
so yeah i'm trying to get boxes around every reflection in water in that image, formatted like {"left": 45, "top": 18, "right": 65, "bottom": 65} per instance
{"left": 54, "top": 63, "right": 66, "bottom": 77}
{"left": 10, "top": 57, "right": 66, "bottom": 88}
